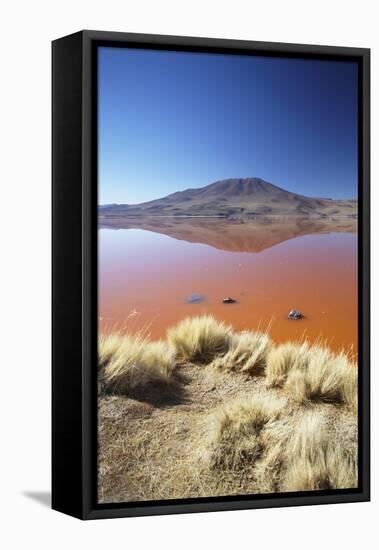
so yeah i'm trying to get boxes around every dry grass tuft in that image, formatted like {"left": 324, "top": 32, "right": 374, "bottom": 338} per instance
{"left": 167, "top": 315, "right": 231, "bottom": 364}
{"left": 266, "top": 341, "right": 357, "bottom": 409}
{"left": 252, "top": 414, "right": 294, "bottom": 493}
{"left": 204, "top": 394, "right": 285, "bottom": 470}
{"left": 99, "top": 333, "right": 176, "bottom": 394}
{"left": 285, "top": 347, "right": 357, "bottom": 409}
{"left": 98, "top": 333, "right": 125, "bottom": 367}
{"left": 265, "top": 342, "right": 309, "bottom": 388}
{"left": 283, "top": 412, "right": 357, "bottom": 491}
{"left": 201, "top": 398, "right": 357, "bottom": 493}
{"left": 211, "top": 330, "right": 272, "bottom": 375}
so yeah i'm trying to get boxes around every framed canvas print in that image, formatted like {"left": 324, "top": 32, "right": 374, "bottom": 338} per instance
{"left": 52, "top": 30, "right": 370, "bottom": 520}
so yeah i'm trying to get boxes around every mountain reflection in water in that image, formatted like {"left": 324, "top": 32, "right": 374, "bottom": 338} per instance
{"left": 99, "top": 216, "right": 357, "bottom": 253}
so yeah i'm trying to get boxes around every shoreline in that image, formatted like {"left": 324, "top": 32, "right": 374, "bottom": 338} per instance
{"left": 99, "top": 213, "right": 358, "bottom": 220}
{"left": 98, "top": 315, "right": 358, "bottom": 503}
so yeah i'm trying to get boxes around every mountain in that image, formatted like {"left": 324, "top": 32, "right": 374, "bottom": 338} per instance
{"left": 99, "top": 177, "right": 357, "bottom": 219}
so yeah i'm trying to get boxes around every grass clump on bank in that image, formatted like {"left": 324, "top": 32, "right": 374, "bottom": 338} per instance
{"left": 204, "top": 394, "right": 285, "bottom": 470}
{"left": 283, "top": 412, "right": 358, "bottom": 491}
{"left": 201, "top": 396, "right": 357, "bottom": 493}
{"left": 99, "top": 333, "right": 175, "bottom": 395}
{"left": 211, "top": 330, "right": 272, "bottom": 375}
{"left": 167, "top": 315, "right": 231, "bottom": 364}
{"left": 265, "top": 342, "right": 309, "bottom": 388}
{"left": 266, "top": 341, "right": 357, "bottom": 410}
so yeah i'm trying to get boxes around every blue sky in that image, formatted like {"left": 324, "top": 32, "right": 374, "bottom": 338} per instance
{"left": 98, "top": 47, "right": 358, "bottom": 205}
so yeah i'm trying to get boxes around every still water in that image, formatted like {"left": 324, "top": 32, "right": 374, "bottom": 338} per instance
{"left": 99, "top": 217, "right": 358, "bottom": 353}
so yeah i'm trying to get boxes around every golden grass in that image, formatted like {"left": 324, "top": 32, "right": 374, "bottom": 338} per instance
{"left": 283, "top": 412, "right": 358, "bottom": 491}
{"left": 99, "top": 316, "right": 357, "bottom": 410}
{"left": 99, "top": 333, "right": 175, "bottom": 394}
{"left": 97, "top": 315, "right": 358, "bottom": 501}
{"left": 200, "top": 396, "right": 357, "bottom": 494}
{"left": 266, "top": 341, "right": 357, "bottom": 409}
{"left": 253, "top": 415, "right": 293, "bottom": 493}
{"left": 167, "top": 315, "right": 231, "bottom": 364}
{"left": 98, "top": 333, "right": 125, "bottom": 367}
{"left": 204, "top": 394, "right": 285, "bottom": 470}
{"left": 265, "top": 342, "right": 309, "bottom": 388}
{"left": 211, "top": 330, "right": 272, "bottom": 375}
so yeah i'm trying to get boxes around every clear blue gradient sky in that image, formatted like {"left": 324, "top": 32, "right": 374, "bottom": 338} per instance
{"left": 98, "top": 47, "right": 358, "bottom": 205}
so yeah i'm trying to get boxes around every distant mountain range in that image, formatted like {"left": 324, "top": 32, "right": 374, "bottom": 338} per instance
{"left": 99, "top": 177, "right": 357, "bottom": 219}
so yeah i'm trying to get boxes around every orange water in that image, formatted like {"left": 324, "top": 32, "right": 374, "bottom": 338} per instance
{"left": 99, "top": 224, "right": 358, "bottom": 354}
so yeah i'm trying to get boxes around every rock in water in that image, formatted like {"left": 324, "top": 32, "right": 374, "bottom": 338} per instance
{"left": 287, "top": 309, "right": 303, "bottom": 320}
{"left": 222, "top": 297, "right": 237, "bottom": 304}
{"left": 187, "top": 294, "right": 205, "bottom": 304}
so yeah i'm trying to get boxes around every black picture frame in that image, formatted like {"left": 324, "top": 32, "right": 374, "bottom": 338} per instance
{"left": 52, "top": 30, "right": 370, "bottom": 520}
